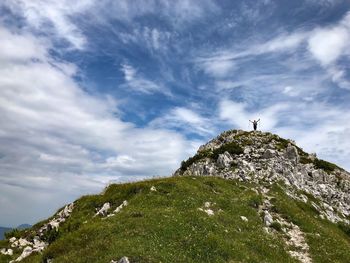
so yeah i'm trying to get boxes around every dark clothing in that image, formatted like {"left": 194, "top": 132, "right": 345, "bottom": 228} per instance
{"left": 253, "top": 123, "right": 257, "bottom": 130}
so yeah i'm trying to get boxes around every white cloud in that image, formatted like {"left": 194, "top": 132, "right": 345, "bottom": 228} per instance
{"left": 0, "top": 26, "right": 195, "bottom": 226}
{"left": 150, "top": 107, "right": 215, "bottom": 136}
{"left": 120, "top": 63, "right": 170, "bottom": 95}
{"left": 101, "top": 0, "right": 219, "bottom": 23}
{"left": 283, "top": 86, "right": 299, "bottom": 97}
{"left": 308, "top": 26, "right": 350, "bottom": 65}
{"left": 2, "top": 0, "right": 93, "bottom": 49}
{"left": 201, "top": 59, "right": 236, "bottom": 78}
{"left": 119, "top": 27, "right": 171, "bottom": 52}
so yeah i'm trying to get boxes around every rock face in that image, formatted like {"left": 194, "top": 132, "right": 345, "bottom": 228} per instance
{"left": 174, "top": 130, "right": 350, "bottom": 224}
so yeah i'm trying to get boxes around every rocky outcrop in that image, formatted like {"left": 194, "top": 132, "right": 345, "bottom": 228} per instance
{"left": 5, "top": 203, "right": 74, "bottom": 262}
{"left": 175, "top": 130, "right": 350, "bottom": 225}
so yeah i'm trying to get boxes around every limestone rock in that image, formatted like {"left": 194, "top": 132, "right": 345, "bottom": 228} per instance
{"left": 240, "top": 216, "right": 248, "bottom": 222}
{"left": 217, "top": 152, "right": 233, "bottom": 168}
{"left": 263, "top": 149, "right": 276, "bottom": 159}
{"left": 95, "top": 202, "right": 111, "bottom": 217}
{"left": 284, "top": 145, "right": 299, "bottom": 164}
{"left": 264, "top": 211, "right": 273, "bottom": 226}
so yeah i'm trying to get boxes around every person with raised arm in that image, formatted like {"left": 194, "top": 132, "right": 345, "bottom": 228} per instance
{"left": 249, "top": 119, "right": 260, "bottom": 131}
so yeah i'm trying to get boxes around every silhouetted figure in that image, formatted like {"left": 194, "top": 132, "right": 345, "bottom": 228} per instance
{"left": 249, "top": 119, "right": 260, "bottom": 131}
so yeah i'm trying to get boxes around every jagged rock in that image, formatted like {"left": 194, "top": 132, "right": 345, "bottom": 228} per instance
{"left": 284, "top": 145, "right": 299, "bottom": 164}
{"left": 263, "top": 149, "right": 276, "bottom": 159}
{"left": 12, "top": 238, "right": 32, "bottom": 248}
{"left": 264, "top": 211, "right": 273, "bottom": 226}
{"left": 114, "top": 200, "right": 128, "bottom": 213}
{"left": 12, "top": 246, "right": 32, "bottom": 262}
{"left": 95, "top": 202, "right": 110, "bottom": 217}
{"left": 1, "top": 248, "right": 13, "bottom": 256}
{"left": 217, "top": 152, "right": 233, "bottom": 168}
{"left": 176, "top": 130, "right": 350, "bottom": 225}
{"left": 150, "top": 186, "right": 157, "bottom": 191}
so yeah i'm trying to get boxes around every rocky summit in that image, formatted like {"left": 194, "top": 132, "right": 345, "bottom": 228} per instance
{"left": 175, "top": 130, "right": 350, "bottom": 225}
{"left": 1, "top": 130, "right": 350, "bottom": 263}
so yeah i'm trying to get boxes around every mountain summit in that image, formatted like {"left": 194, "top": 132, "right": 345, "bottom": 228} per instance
{"left": 175, "top": 130, "right": 350, "bottom": 224}
{"left": 1, "top": 130, "right": 350, "bottom": 263}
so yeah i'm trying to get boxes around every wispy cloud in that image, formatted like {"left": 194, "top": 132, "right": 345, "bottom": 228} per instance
{"left": 150, "top": 107, "right": 216, "bottom": 136}
{"left": 2, "top": 0, "right": 93, "bottom": 49}
{"left": 120, "top": 63, "right": 171, "bottom": 95}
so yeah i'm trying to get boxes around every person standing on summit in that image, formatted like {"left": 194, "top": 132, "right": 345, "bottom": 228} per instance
{"left": 249, "top": 119, "right": 260, "bottom": 131}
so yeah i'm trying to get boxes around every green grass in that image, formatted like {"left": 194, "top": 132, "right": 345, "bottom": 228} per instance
{"left": 1, "top": 177, "right": 349, "bottom": 263}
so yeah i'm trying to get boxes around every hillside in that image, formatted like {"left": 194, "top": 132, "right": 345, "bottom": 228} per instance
{"left": 1, "top": 130, "right": 350, "bottom": 263}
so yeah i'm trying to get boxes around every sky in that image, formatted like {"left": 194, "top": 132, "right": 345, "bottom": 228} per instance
{"left": 1, "top": 0, "right": 350, "bottom": 227}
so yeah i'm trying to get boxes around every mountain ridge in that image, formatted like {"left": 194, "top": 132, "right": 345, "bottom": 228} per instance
{"left": 1, "top": 130, "right": 349, "bottom": 263}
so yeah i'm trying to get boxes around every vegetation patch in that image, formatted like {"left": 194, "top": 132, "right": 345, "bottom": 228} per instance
{"left": 337, "top": 222, "right": 350, "bottom": 237}
{"left": 212, "top": 142, "right": 243, "bottom": 160}
{"left": 4, "top": 229, "right": 22, "bottom": 239}
{"left": 180, "top": 149, "right": 212, "bottom": 171}
{"left": 270, "top": 221, "right": 282, "bottom": 232}
{"left": 300, "top": 156, "right": 313, "bottom": 164}
{"left": 313, "top": 159, "right": 339, "bottom": 174}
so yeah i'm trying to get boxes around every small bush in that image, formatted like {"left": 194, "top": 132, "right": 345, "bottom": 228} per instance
{"left": 130, "top": 211, "right": 144, "bottom": 218}
{"left": 180, "top": 149, "right": 212, "bottom": 171}
{"left": 313, "top": 159, "right": 338, "bottom": 174}
{"left": 300, "top": 156, "right": 313, "bottom": 164}
{"left": 42, "top": 227, "right": 59, "bottom": 244}
{"left": 338, "top": 222, "right": 350, "bottom": 237}
{"left": 248, "top": 195, "right": 263, "bottom": 209}
{"left": 275, "top": 139, "right": 289, "bottom": 151}
{"left": 270, "top": 222, "right": 282, "bottom": 232}
{"left": 4, "top": 228, "right": 21, "bottom": 239}
{"left": 212, "top": 142, "right": 243, "bottom": 160}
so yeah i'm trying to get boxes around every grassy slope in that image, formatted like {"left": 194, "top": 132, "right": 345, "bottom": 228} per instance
{"left": 1, "top": 176, "right": 349, "bottom": 263}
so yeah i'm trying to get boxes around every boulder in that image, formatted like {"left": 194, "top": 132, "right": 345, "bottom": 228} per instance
{"left": 217, "top": 152, "right": 233, "bottom": 168}
{"left": 95, "top": 202, "right": 111, "bottom": 217}
{"left": 240, "top": 216, "right": 248, "bottom": 222}
{"left": 263, "top": 149, "right": 276, "bottom": 159}
{"left": 264, "top": 211, "right": 273, "bottom": 226}
{"left": 284, "top": 145, "right": 299, "bottom": 164}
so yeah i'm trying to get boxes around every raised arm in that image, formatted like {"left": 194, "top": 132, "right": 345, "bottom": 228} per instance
{"left": 249, "top": 120, "right": 253, "bottom": 123}
{"left": 257, "top": 119, "right": 260, "bottom": 122}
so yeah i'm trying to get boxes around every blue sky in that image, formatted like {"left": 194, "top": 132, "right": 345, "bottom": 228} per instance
{"left": 1, "top": 0, "right": 350, "bottom": 226}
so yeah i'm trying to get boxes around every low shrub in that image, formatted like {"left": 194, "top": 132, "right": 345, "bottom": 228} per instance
{"left": 4, "top": 228, "right": 22, "bottom": 239}
{"left": 338, "top": 222, "right": 350, "bottom": 237}
{"left": 313, "top": 159, "right": 338, "bottom": 174}
{"left": 270, "top": 222, "right": 282, "bottom": 232}
{"left": 180, "top": 149, "right": 212, "bottom": 171}
{"left": 212, "top": 142, "right": 243, "bottom": 160}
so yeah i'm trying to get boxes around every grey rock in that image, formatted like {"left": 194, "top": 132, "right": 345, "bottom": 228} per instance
{"left": 119, "top": 257, "right": 130, "bottom": 263}
{"left": 217, "top": 152, "right": 233, "bottom": 168}
{"left": 284, "top": 145, "right": 299, "bottom": 164}
{"left": 264, "top": 211, "right": 273, "bottom": 226}
{"left": 263, "top": 149, "right": 276, "bottom": 159}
